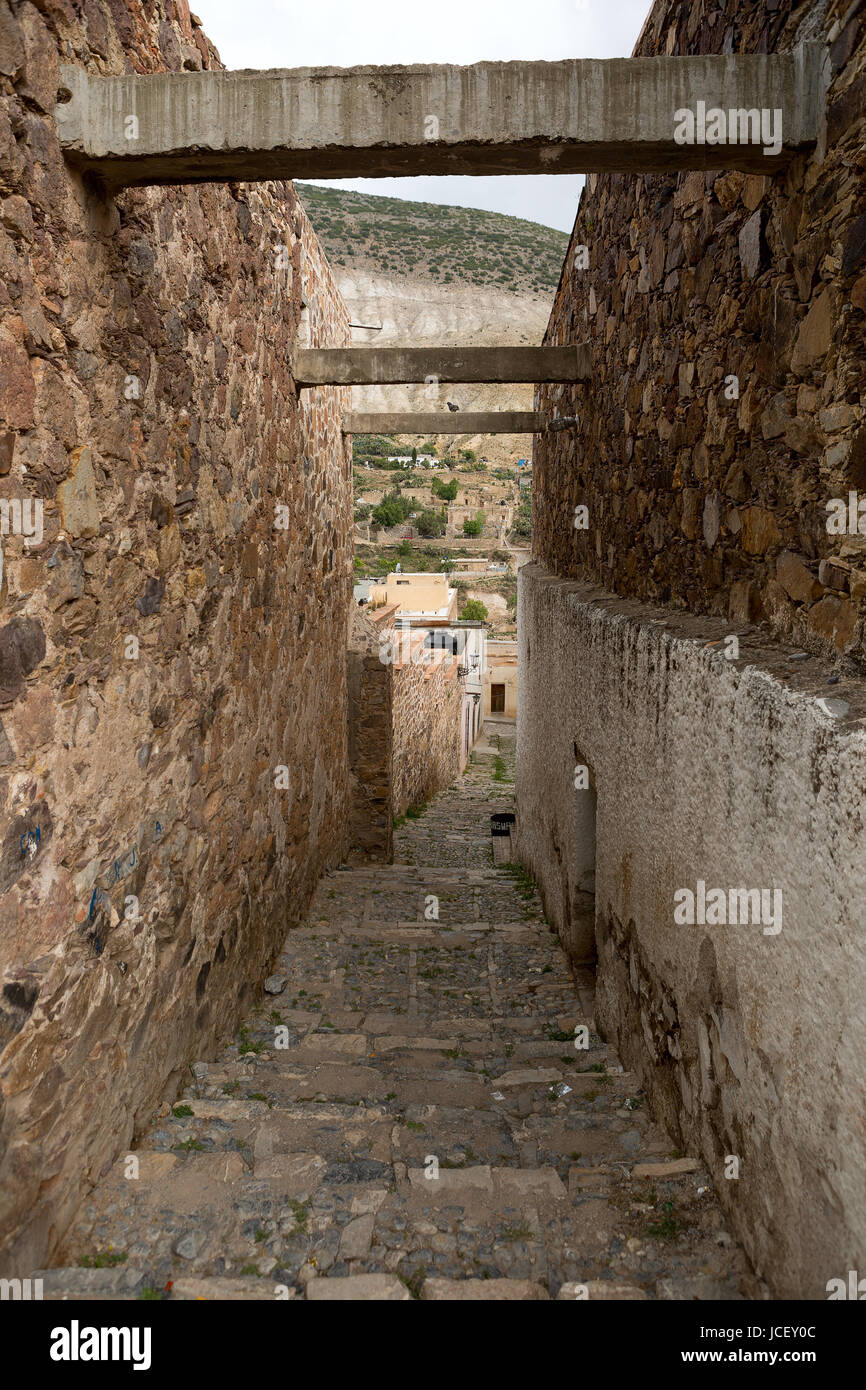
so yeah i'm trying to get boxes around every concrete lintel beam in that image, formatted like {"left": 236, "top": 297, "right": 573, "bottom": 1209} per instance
{"left": 55, "top": 47, "right": 824, "bottom": 189}
{"left": 343, "top": 412, "right": 546, "bottom": 434}
{"left": 296, "top": 347, "right": 589, "bottom": 387}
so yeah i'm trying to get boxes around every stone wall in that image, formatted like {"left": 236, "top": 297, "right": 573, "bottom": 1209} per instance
{"left": 516, "top": 562, "right": 866, "bottom": 1298}
{"left": 346, "top": 605, "right": 393, "bottom": 862}
{"left": 0, "top": 0, "right": 352, "bottom": 1271}
{"left": 520, "top": 0, "right": 866, "bottom": 1296}
{"left": 534, "top": 0, "right": 866, "bottom": 667}
{"left": 348, "top": 608, "right": 463, "bottom": 837}
{"left": 390, "top": 631, "right": 462, "bottom": 816}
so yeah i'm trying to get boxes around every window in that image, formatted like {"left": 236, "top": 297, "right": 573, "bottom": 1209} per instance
{"left": 491, "top": 683, "right": 505, "bottom": 713}
{"left": 426, "top": 632, "right": 459, "bottom": 654}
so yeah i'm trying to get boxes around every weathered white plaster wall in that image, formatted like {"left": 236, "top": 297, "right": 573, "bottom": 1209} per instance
{"left": 516, "top": 562, "right": 866, "bottom": 1298}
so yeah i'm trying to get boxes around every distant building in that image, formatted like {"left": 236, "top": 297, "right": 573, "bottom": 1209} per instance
{"left": 424, "top": 622, "right": 486, "bottom": 761}
{"left": 451, "top": 557, "right": 487, "bottom": 575}
{"left": 483, "top": 640, "right": 518, "bottom": 723}
{"left": 368, "top": 570, "right": 487, "bottom": 761}
{"left": 371, "top": 572, "right": 458, "bottom": 623}
{"left": 367, "top": 595, "right": 487, "bottom": 767}
{"left": 445, "top": 501, "right": 514, "bottom": 538}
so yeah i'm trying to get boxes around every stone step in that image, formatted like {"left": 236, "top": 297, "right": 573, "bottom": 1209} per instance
{"left": 403, "top": 1164, "right": 568, "bottom": 1204}
{"left": 421, "top": 1277, "right": 550, "bottom": 1300}
{"left": 175, "top": 1053, "right": 621, "bottom": 1122}
{"left": 520, "top": 1110, "right": 671, "bottom": 1167}
{"left": 33, "top": 1267, "right": 147, "bottom": 1300}
{"left": 242, "top": 1065, "right": 491, "bottom": 1109}
{"left": 364, "top": 1014, "right": 494, "bottom": 1037}
{"left": 170, "top": 1276, "right": 292, "bottom": 1300}
{"left": 631, "top": 1158, "right": 703, "bottom": 1180}
{"left": 44, "top": 753, "right": 748, "bottom": 1304}
{"left": 556, "top": 1281, "right": 648, "bottom": 1300}
{"left": 315, "top": 870, "right": 510, "bottom": 889}
{"left": 288, "top": 924, "right": 549, "bottom": 943}
{"left": 187, "top": 1052, "right": 607, "bottom": 1095}
{"left": 305, "top": 1273, "right": 411, "bottom": 1300}
{"left": 349, "top": 1046, "right": 481, "bottom": 1072}
{"left": 390, "top": 1104, "right": 519, "bottom": 1168}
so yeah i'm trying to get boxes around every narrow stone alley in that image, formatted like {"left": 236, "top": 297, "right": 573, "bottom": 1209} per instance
{"left": 41, "top": 736, "right": 752, "bottom": 1302}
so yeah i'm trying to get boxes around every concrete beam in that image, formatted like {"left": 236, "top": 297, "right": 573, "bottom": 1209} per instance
{"left": 344, "top": 412, "right": 545, "bottom": 434}
{"left": 296, "top": 347, "right": 589, "bottom": 387}
{"left": 55, "top": 47, "right": 823, "bottom": 190}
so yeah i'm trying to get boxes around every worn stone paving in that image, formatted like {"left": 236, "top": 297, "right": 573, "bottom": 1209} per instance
{"left": 42, "top": 733, "right": 755, "bottom": 1301}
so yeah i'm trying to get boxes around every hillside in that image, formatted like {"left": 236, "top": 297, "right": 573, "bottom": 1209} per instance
{"left": 296, "top": 184, "right": 569, "bottom": 298}
{"left": 296, "top": 185, "right": 570, "bottom": 466}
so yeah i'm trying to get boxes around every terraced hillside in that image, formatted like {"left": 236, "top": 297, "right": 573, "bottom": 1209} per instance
{"left": 296, "top": 185, "right": 569, "bottom": 298}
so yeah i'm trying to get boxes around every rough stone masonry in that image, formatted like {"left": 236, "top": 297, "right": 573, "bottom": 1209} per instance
{"left": 519, "top": 0, "right": 866, "bottom": 1298}
{"left": 0, "top": 0, "right": 353, "bottom": 1272}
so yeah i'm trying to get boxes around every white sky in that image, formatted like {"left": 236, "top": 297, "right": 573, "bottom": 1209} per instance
{"left": 193, "top": 0, "right": 651, "bottom": 232}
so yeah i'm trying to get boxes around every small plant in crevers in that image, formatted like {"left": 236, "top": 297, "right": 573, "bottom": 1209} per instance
{"left": 400, "top": 1266, "right": 426, "bottom": 1299}
{"left": 80, "top": 1251, "right": 127, "bottom": 1269}
{"left": 645, "top": 1200, "right": 680, "bottom": 1242}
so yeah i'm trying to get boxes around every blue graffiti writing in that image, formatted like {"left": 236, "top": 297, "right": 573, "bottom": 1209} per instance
{"left": 111, "top": 846, "right": 137, "bottom": 883}
{"left": 88, "top": 885, "right": 112, "bottom": 922}
{"left": 19, "top": 825, "right": 41, "bottom": 859}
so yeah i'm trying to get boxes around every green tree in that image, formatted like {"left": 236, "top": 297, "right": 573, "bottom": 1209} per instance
{"left": 459, "top": 599, "right": 488, "bottom": 621}
{"left": 512, "top": 496, "right": 532, "bottom": 539}
{"left": 372, "top": 491, "right": 413, "bottom": 528}
{"left": 462, "top": 510, "right": 485, "bottom": 537}
{"left": 352, "top": 434, "right": 398, "bottom": 461}
{"left": 416, "top": 509, "right": 446, "bottom": 538}
{"left": 432, "top": 477, "right": 458, "bottom": 502}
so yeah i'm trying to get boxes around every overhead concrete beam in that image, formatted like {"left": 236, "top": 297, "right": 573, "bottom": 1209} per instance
{"left": 55, "top": 47, "right": 824, "bottom": 190}
{"left": 296, "top": 347, "right": 589, "bottom": 387}
{"left": 344, "top": 412, "right": 546, "bottom": 434}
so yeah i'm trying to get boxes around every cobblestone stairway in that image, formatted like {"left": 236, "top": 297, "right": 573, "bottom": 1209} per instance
{"left": 43, "top": 735, "right": 753, "bottom": 1301}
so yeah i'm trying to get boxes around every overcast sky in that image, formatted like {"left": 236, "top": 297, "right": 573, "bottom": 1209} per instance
{"left": 194, "top": 0, "right": 650, "bottom": 233}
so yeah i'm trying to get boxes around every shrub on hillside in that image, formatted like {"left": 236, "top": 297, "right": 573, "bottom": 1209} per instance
{"left": 352, "top": 434, "right": 399, "bottom": 461}
{"left": 511, "top": 497, "right": 532, "bottom": 539}
{"left": 372, "top": 491, "right": 413, "bottom": 528}
{"left": 459, "top": 599, "right": 488, "bottom": 622}
{"left": 432, "top": 478, "right": 458, "bottom": 501}
{"left": 416, "top": 509, "right": 446, "bottom": 538}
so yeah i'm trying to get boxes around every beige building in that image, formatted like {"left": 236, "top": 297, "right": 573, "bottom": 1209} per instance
{"left": 371, "top": 572, "right": 458, "bottom": 622}
{"left": 483, "top": 640, "right": 518, "bottom": 722}
{"left": 451, "top": 557, "right": 488, "bottom": 575}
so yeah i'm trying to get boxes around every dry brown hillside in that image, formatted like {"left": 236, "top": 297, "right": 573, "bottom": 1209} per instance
{"left": 296, "top": 184, "right": 570, "bottom": 466}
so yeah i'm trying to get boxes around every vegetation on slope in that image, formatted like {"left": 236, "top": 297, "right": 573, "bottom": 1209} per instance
{"left": 296, "top": 184, "right": 569, "bottom": 297}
